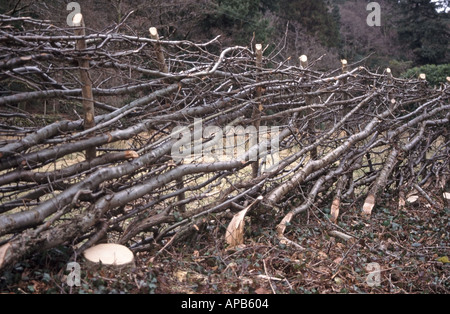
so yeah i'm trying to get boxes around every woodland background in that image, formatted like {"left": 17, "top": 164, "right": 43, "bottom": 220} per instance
{"left": 2, "top": 0, "right": 449, "bottom": 77}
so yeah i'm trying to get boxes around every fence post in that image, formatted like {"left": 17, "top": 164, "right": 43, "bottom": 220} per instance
{"left": 149, "top": 27, "right": 169, "bottom": 74}
{"left": 150, "top": 27, "right": 186, "bottom": 212}
{"left": 300, "top": 55, "right": 317, "bottom": 160}
{"left": 73, "top": 13, "right": 96, "bottom": 161}
{"left": 252, "top": 44, "right": 263, "bottom": 178}
{"left": 341, "top": 59, "right": 348, "bottom": 87}
{"left": 299, "top": 55, "right": 308, "bottom": 70}
{"left": 386, "top": 68, "right": 393, "bottom": 84}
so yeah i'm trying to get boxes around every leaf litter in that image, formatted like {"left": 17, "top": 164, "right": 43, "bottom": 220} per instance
{"left": 0, "top": 194, "right": 448, "bottom": 294}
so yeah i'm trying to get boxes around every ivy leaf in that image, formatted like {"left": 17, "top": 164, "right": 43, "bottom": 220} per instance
{"left": 437, "top": 256, "right": 449, "bottom": 264}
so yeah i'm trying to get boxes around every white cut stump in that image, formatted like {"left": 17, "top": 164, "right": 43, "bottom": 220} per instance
{"left": 83, "top": 243, "right": 135, "bottom": 270}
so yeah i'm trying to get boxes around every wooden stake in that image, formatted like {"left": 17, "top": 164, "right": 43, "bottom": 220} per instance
{"left": 300, "top": 54, "right": 317, "bottom": 160}
{"left": 251, "top": 44, "right": 263, "bottom": 178}
{"left": 73, "top": 13, "right": 96, "bottom": 161}
{"left": 386, "top": 68, "right": 393, "bottom": 84}
{"left": 149, "top": 27, "right": 168, "bottom": 74}
{"left": 340, "top": 59, "right": 348, "bottom": 87}
{"left": 150, "top": 27, "right": 185, "bottom": 212}
{"left": 299, "top": 55, "right": 308, "bottom": 69}
{"left": 341, "top": 59, "right": 348, "bottom": 73}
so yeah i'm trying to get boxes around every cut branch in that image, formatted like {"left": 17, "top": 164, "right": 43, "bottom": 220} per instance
{"left": 0, "top": 13, "right": 448, "bottom": 270}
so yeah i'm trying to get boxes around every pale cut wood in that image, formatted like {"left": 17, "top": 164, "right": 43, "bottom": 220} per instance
{"left": 341, "top": 59, "right": 348, "bottom": 73}
{"left": 72, "top": 13, "right": 83, "bottom": 26}
{"left": 257, "top": 274, "right": 284, "bottom": 281}
{"left": 386, "top": 68, "right": 393, "bottom": 83}
{"left": 276, "top": 211, "right": 293, "bottom": 236}
{"left": 407, "top": 195, "right": 419, "bottom": 203}
{"left": 149, "top": 27, "right": 168, "bottom": 74}
{"left": 299, "top": 55, "right": 308, "bottom": 69}
{"left": 149, "top": 27, "right": 158, "bottom": 37}
{"left": 330, "top": 174, "right": 348, "bottom": 223}
{"left": 225, "top": 196, "right": 262, "bottom": 248}
{"left": 328, "top": 230, "right": 354, "bottom": 242}
{"left": 225, "top": 207, "right": 248, "bottom": 248}
{"left": 0, "top": 243, "right": 12, "bottom": 269}
{"left": 330, "top": 198, "right": 340, "bottom": 224}
{"left": 124, "top": 150, "right": 139, "bottom": 159}
{"left": 83, "top": 243, "right": 134, "bottom": 266}
{"left": 362, "top": 194, "right": 375, "bottom": 216}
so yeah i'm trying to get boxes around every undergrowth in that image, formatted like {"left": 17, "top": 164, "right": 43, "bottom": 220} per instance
{"left": 1, "top": 194, "right": 448, "bottom": 294}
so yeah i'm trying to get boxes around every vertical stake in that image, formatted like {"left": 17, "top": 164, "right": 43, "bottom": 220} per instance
{"left": 252, "top": 44, "right": 263, "bottom": 178}
{"left": 301, "top": 55, "right": 317, "bottom": 160}
{"left": 341, "top": 59, "right": 349, "bottom": 101}
{"left": 150, "top": 27, "right": 185, "bottom": 212}
{"left": 341, "top": 59, "right": 348, "bottom": 73}
{"left": 299, "top": 55, "right": 308, "bottom": 70}
{"left": 73, "top": 13, "right": 96, "bottom": 161}
{"left": 149, "top": 27, "right": 169, "bottom": 74}
{"left": 386, "top": 68, "right": 393, "bottom": 84}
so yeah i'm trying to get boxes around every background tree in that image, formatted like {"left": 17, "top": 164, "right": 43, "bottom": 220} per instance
{"left": 2, "top": 0, "right": 448, "bottom": 70}
{"left": 198, "top": 0, "right": 273, "bottom": 45}
{"left": 337, "top": 0, "right": 405, "bottom": 68}
{"left": 278, "top": 0, "right": 341, "bottom": 48}
{"left": 397, "top": 0, "right": 450, "bottom": 65}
